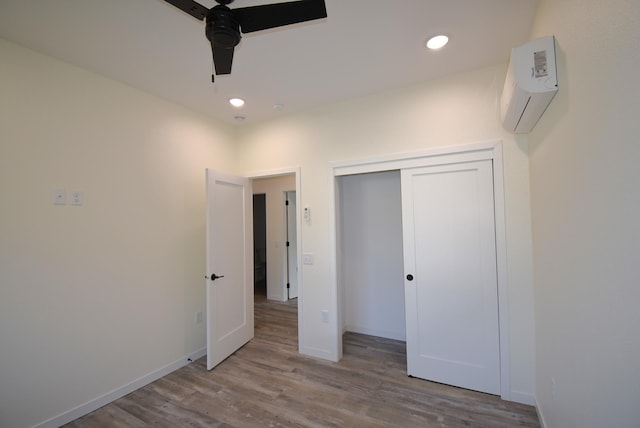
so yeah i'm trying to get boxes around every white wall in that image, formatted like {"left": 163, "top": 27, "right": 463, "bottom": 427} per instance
{"left": 528, "top": 1, "right": 640, "bottom": 426}
{"left": 235, "top": 63, "right": 537, "bottom": 403}
{"left": 339, "top": 171, "right": 405, "bottom": 341}
{"left": 252, "top": 175, "right": 296, "bottom": 301}
{"left": 0, "top": 39, "right": 237, "bottom": 428}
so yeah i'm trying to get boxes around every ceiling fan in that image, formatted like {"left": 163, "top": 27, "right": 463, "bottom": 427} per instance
{"left": 163, "top": 0, "right": 327, "bottom": 82}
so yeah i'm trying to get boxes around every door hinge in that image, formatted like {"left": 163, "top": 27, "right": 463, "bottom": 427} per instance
{"left": 287, "top": 283, "right": 290, "bottom": 289}
{"left": 285, "top": 200, "right": 289, "bottom": 206}
{"left": 286, "top": 241, "right": 290, "bottom": 247}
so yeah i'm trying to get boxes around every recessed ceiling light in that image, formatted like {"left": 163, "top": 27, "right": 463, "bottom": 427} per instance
{"left": 426, "top": 34, "right": 449, "bottom": 50}
{"left": 229, "top": 98, "right": 245, "bottom": 107}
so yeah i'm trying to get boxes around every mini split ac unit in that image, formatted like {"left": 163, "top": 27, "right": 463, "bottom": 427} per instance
{"left": 501, "top": 36, "right": 558, "bottom": 133}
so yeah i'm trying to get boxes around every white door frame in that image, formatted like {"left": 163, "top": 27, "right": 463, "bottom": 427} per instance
{"left": 247, "top": 167, "right": 303, "bottom": 347}
{"left": 329, "top": 140, "right": 511, "bottom": 401}
{"left": 285, "top": 190, "right": 298, "bottom": 300}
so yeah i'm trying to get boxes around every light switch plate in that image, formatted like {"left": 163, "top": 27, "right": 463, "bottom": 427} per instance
{"left": 53, "top": 189, "right": 66, "bottom": 205}
{"left": 303, "top": 253, "right": 314, "bottom": 265}
{"left": 70, "top": 190, "right": 83, "bottom": 206}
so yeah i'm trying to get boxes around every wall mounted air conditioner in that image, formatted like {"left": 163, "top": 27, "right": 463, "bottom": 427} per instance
{"left": 500, "top": 36, "right": 558, "bottom": 133}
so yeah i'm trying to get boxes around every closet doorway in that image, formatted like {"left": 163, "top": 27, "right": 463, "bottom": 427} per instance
{"left": 334, "top": 142, "right": 510, "bottom": 399}
{"left": 338, "top": 171, "right": 405, "bottom": 341}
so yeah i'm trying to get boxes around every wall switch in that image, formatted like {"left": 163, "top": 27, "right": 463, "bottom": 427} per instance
{"left": 304, "top": 206, "right": 311, "bottom": 223}
{"left": 70, "top": 190, "right": 83, "bottom": 206}
{"left": 195, "top": 311, "right": 204, "bottom": 324}
{"left": 53, "top": 189, "right": 66, "bottom": 205}
{"left": 303, "top": 253, "right": 314, "bottom": 265}
{"left": 321, "top": 310, "right": 329, "bottom": 323}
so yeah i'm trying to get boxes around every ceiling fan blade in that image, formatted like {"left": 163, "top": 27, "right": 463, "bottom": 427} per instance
{"left": 163, "top": 0, "right": 208, "bottom": 20}
{"left": 212, "top": 43, "right": 234, "bottom": 75}
{"left": 235, "top": 0, "right": 327, "bottom": 34}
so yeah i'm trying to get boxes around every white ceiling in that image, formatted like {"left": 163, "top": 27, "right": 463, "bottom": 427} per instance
{"left": 0, "top": 0, "right": 539, "bottom": 125}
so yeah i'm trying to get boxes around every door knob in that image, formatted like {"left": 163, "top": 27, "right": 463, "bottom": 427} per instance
{"left": 208, "top": 273, "right": 225, "bottom": 281}
{"left": 406, "top": 274, "right": 414, "bottom": 281}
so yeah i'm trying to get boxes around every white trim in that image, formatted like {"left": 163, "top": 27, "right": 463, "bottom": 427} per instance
{"left": 536, "top": 400, "right": 548, "bottom": 428}
{"left": 491, "top": 143, "right": 512, "bottom": 401}
{"left": 329, "top": 140, "right": 513, "bottom": 401}
{"left": 332, "top": 141, "right": 499, "bottom": 176}
{"left": 327, "top": 166, "right": 342, "bottom": 362}
{"left": 510, "top": 390, "right": 536, "bottom": 406}
{"left": 246, "top": 166, "right": 300, "bottom": 180}
{"left": 299, "top": 345, "right": 339, "bottom": 362}
{"left": 345, "top": 325, "right": 406, "bottom": 342}
{"left": 34, "top": 348, "right": 206, "bottom": 428}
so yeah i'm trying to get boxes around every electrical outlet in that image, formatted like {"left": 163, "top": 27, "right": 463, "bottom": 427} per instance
{"left": 321, "top": 310, "right": 329, "bottom": 323}
{"left": 195, "top": 311, "right": 204, "bottom": 324}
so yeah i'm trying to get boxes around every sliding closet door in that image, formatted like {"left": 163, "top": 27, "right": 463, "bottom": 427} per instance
{"left": 402, "top": 159, "right": 500, "bottom": 395}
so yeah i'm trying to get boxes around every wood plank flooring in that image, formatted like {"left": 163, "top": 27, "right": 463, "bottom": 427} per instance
{"left": 65, "top": 296, "right": 540, "bottom": 427}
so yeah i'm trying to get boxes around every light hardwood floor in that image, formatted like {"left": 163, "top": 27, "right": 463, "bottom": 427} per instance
{"left": 65, "top": 296, "right": 540, "bottom": 427}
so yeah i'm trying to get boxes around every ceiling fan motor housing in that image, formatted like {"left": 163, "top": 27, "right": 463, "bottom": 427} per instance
{"left": 165, "top": 0, "right": 327, "bottom": 80}
{"left": 206, "top": 5, "right": 241, "bottom": 48}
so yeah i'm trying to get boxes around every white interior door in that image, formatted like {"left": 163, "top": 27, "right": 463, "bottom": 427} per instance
{"left": 206, "top": 169, "right": 254, "bottom": 370}
{"left": 286, "top": 191, "right": 298, "bottom": 299}
{"left": 401, "top": 159, "right": 500, "bottom": 395}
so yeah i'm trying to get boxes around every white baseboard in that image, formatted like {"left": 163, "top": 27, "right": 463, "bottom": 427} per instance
{"left": 536, "top": 399, "right": 548, "bottom": 428}
{"left": 345, "top": 325, "right": 406, "bottom": 342}
{"left": 266, "top": 292, "right": 286, "bottom": 302}
{"left": 300, "top": 345, "right": 339, "bottom": 362}
{"left": 509, "top": 390, "right": 536, "bottom": 406}
{"left": 34, "top": 347, "right": 206, "bottom": 428}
